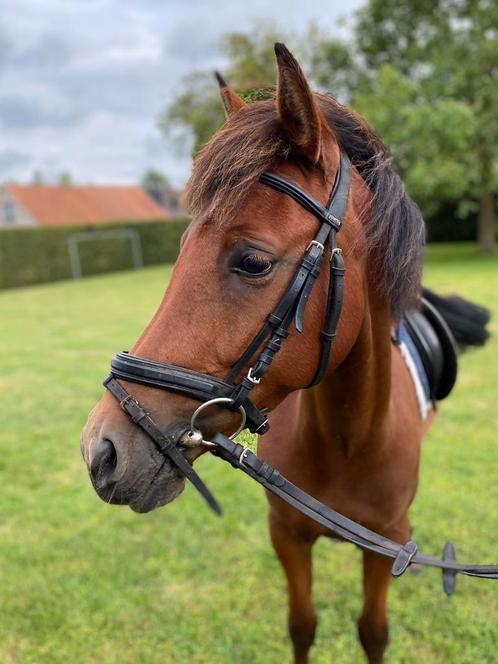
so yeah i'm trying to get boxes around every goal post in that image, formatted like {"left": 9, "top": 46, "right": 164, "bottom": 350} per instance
{"left": 67, "top": 228, "right": 144, "bottom": 279}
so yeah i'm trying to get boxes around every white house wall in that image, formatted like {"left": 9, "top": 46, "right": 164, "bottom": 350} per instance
{"left": 0, "top": 187, "right": 37, "bottom": 228}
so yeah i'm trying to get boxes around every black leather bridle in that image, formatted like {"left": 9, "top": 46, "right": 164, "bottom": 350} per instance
{"left": 103, "top": 152, "right": 498, "bottom": 591}
{"left": 107, "top": 152, "right": 350, "bottom": 437}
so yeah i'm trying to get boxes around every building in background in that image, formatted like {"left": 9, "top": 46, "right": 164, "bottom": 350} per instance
{"left": 0, "top": 185, "right": 168, "bottom": 228}
{"left": 145, "top": 186, "right": 188, "bottom": 217}
{"left": 139, "top": 168, "right": 188, "bottom": 218}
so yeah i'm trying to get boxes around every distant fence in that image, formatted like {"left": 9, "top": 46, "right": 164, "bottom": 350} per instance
{"left": 0, "top": 218, "right": 190, "bottom": 290}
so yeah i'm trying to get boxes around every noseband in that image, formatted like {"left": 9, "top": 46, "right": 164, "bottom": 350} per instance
{"left": 103, "top": 152, "right": 498, "bottom": 589}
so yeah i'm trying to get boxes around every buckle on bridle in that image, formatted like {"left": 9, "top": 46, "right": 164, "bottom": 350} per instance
{"left": 254, "top": 419, "right": 269, "bottom": 434}
{"left": 330, "top": 246, "right": 343, "bottom": 262}
{"left": 239, "top": 447, "right": 250, "bottom": 465}
{"left": 306, "top": 239, "right": 325, "bottom": 253}
{"left": 247, "top": 367, "right": 261, "bottom": 384}
{"left": 119, "top": 394, "right": 140, "bottom": 411}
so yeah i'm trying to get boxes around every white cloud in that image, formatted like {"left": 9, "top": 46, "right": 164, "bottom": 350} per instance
{"left": 0, "top": 0, "right": 363, "bottom": 187}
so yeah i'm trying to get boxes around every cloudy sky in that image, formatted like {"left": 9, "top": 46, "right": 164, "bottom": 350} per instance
{"left": 0, "top": 0, "right": 362, "bottom": 188}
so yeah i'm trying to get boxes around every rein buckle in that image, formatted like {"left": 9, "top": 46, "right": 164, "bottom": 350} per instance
{"left": 239, "top": 447, "right": 251, "bottom": 465}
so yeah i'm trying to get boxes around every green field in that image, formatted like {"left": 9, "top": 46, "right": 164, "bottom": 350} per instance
{"left": 1, "top": 244, "right": 497, "bottom": 664}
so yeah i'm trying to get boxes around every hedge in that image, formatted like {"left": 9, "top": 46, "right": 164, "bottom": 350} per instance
{"left": 0, "top": 208, "right": 486, "bottom": 290}
{"left": 425, "top": 204, "right": 477, "bottom": 242}
{"left": 0, "top": 218, "right": 190, "bottom": 290}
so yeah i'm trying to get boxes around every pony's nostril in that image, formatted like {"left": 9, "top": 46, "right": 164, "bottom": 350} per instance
{"left": 90, "top": 437, "right": 118, "bottom": 487}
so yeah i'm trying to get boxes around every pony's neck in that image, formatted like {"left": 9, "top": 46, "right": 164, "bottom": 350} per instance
{"left": 301, "top": 296, "right": 392, "bottom": 458}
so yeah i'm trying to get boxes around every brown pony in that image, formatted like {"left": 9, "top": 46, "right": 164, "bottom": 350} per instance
{"left": 81, "top": 44, "right": 489, "bottom": 663}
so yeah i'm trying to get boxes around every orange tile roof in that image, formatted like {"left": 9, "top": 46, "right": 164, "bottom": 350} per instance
{"left": 6, "top": 185, "right": 168, "bottom": 226}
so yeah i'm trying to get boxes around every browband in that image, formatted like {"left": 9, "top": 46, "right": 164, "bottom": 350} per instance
{"left": 259, "top": 173, "right": 343, "bottom": 229}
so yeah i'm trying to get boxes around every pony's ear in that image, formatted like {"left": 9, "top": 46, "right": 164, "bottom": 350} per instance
{"left": 274, "top": 43, "right": 331, "bottom": 164}
{"left": 215, "top": 71, "right": 247, "bottom": 118}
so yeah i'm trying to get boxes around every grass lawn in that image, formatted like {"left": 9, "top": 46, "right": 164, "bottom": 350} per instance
{"left": 1, "top": 243, "right": 497, "bottom": 664}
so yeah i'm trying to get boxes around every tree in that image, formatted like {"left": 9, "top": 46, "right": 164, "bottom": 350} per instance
{"left": 159, "top": 25, "right": 302, "bottom": 156}
{"left": 352, "top": 65, "right": 476, "bottom": 218}
{"left": 218, "top": 27, "right": 290, "bottom": 85}
{"left": 141, "top": 168, "right": 171, "bottom": 193}
{"left": 160, "top": 72, "right": 225, "bottom": 157}
{"left": 31, "top": 169, "right": 45, "bottom": 185}
{"left": 160, "top": 7, "right": 497, "bottom": 251}
{"left": 353, "top": 0, "right": 498, "bottom": 252}
{"left": 58, "top": 171, "right": 72, "bottom": 186}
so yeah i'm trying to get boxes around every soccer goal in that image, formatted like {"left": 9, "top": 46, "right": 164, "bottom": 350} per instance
{"left": 67, "top": 229, "right": 144, "bottom": 279}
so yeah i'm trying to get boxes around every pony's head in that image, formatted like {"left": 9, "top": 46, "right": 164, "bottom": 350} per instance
{"left": 81, "top": 44, "right": 424, "bottom": 512}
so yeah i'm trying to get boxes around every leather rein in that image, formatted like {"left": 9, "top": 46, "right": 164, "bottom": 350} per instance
{"left": 103, "top": 152, "right": 498, "bottom": 593}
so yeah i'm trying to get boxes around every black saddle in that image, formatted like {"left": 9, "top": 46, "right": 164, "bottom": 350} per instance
{"left": 403, "top": 298, "right": 458, "bottom": 401}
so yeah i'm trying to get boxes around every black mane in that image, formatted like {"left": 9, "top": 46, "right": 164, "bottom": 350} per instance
{"left": 320, "top": 94, "right": 426, "bottom": 318}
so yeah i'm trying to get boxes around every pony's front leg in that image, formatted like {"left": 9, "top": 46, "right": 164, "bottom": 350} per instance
{"left": 269, "top": 511, "right": 318, "bottom": 664}
{"left": 357, "top": 520, "right": 410, "bottom": 664}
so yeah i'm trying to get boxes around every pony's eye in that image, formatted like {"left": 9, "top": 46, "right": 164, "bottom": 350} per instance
{"left": 235, "top": 253, "right": 273, "bottom": 277}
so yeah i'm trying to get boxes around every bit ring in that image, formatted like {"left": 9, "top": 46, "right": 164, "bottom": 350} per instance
{"left": 190, "top": 397, "right": 247, "bottom": 440}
